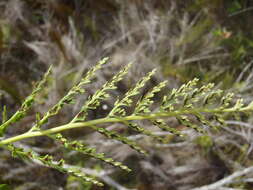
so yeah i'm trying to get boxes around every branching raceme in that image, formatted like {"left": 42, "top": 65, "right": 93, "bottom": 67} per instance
{"left": 0, "top": 58, "right": 253, "bottom": 186}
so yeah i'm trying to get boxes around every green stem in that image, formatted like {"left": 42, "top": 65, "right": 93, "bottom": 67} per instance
{"left": 0, "top": 111, "right": 23, "bottom": 132}
{"left": 0, "top": 107, "right": 251, "bottom": 145}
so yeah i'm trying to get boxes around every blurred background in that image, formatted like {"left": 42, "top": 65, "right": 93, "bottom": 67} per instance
{"left": 1, "top": 0, "right": 253, "bottom": 189}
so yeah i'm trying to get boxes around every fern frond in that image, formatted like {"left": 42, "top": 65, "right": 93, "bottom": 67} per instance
{"left": 162, "top": 78, "right": 199, "bottom": 111}
{"left": 135, "top": 81, "right": 184, "bottom": 137}
{"left": 90, "top": 125, "right": 147, "bottom": 154}
{"left": 1, "top": 59, "right": 253, "bottom": 187}
{"left": 176, "top": 115, "right": 206, "bottom": 134}
{"left": 6, "top": 144, "right": 103, "bottom": 186}
{"left": 29, "top": 57, "right": 108, "bottom": 131}
{"left": 120, "top": 120, "right": 165, "bottom": 142}
{"left": 53, "top": 133, "right": 131, "bottom": 172}
{"left": 151, "top": 119, "right": 184, "bottom": 137}
{"left": 135, "top": 81, "right": 167, "bottom": 114}
{"left": 0, "top": 66, "right": 52, "bottom": 136}
{"left": 108, "top": 69, "right": 156, "bottom": 117}
{"left": 71, "top": 63, "right": 131, "bottom": 123}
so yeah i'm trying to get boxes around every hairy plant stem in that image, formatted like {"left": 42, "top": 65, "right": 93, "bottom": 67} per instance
{"left": 0, "top": 106, "right": 251, "bottom": 146}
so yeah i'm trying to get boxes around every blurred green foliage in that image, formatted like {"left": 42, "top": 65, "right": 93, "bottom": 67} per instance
{"left": 0, "top": 184, "right": 10, "bottom": 190}
{"left": 195, "top": 135, "right": 213, "bottom": 149}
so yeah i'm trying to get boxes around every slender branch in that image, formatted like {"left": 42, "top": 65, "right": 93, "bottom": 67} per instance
{"left": 229, "top": 7, "right": 253, "bottom": 17}
{"left": 1, "top": 106, "right": 252, "bottom": 145}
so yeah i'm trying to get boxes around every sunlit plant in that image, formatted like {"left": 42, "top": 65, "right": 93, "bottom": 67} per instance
{"left": 1, "top": 58, "right": 253, "bottom": 186}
